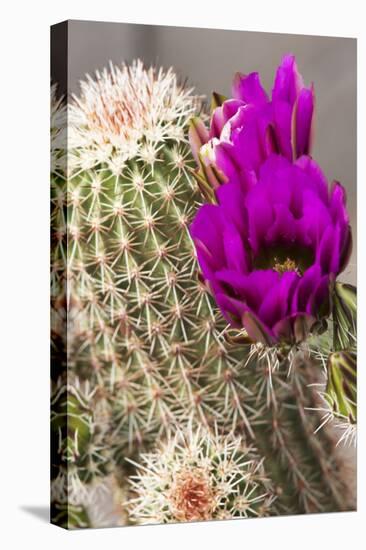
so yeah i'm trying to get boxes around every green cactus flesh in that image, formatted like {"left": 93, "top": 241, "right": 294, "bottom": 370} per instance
{"left": 51, "top": 501, "right": 91, "bottom": 530}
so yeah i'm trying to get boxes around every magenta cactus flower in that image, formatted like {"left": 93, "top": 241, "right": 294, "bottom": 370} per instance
{"left": 190, "top": 154, "right": 351, "bottom": 346}
{"left": 189, "top": 54, "right": 315, "bottom": 199}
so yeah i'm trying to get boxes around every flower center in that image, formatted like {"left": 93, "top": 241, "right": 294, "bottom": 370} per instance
{"left": 272, "top": 257, "right": 300, "bottom": 275}
{"left": 253, "top": 244, "right": 314, "bottom": 275}
{"left": 169, "top": 468, "right": 215, "bottom": 521}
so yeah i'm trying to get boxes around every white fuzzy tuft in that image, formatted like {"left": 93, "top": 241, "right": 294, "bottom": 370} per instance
{"left": 69, "top": 60, "right": 201, "bottom": 174}
{"left": 126, "top": 425, "right": 275, "bottom": 524}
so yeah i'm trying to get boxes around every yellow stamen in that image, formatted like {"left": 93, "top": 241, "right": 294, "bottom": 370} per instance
{"left": 273, "top": 257, "right": 300, "bottom": 274}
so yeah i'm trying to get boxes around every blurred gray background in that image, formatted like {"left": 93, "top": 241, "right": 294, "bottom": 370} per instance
{"left": 52, "top": 20, "right": 357, "bottom": 283}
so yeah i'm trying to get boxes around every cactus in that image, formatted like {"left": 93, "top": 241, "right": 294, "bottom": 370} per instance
{"left": 127, "top": 425, "right": 275, "bottom": 523}
{"left": 326, "top": 351, "right": 356, "bottom": 423}
{"left": 51, "top": 61, "right": 355, "bottom": 528}
{"left": 51, "top": 502, "right": 90, "bottom": 530}
{"left": 307, "top": 283, "right": 357, "bottom": 447}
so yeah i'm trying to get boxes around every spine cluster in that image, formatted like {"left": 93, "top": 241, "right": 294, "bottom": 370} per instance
{"left": 127, "top": 426, "right": 275, "bottom": 523}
